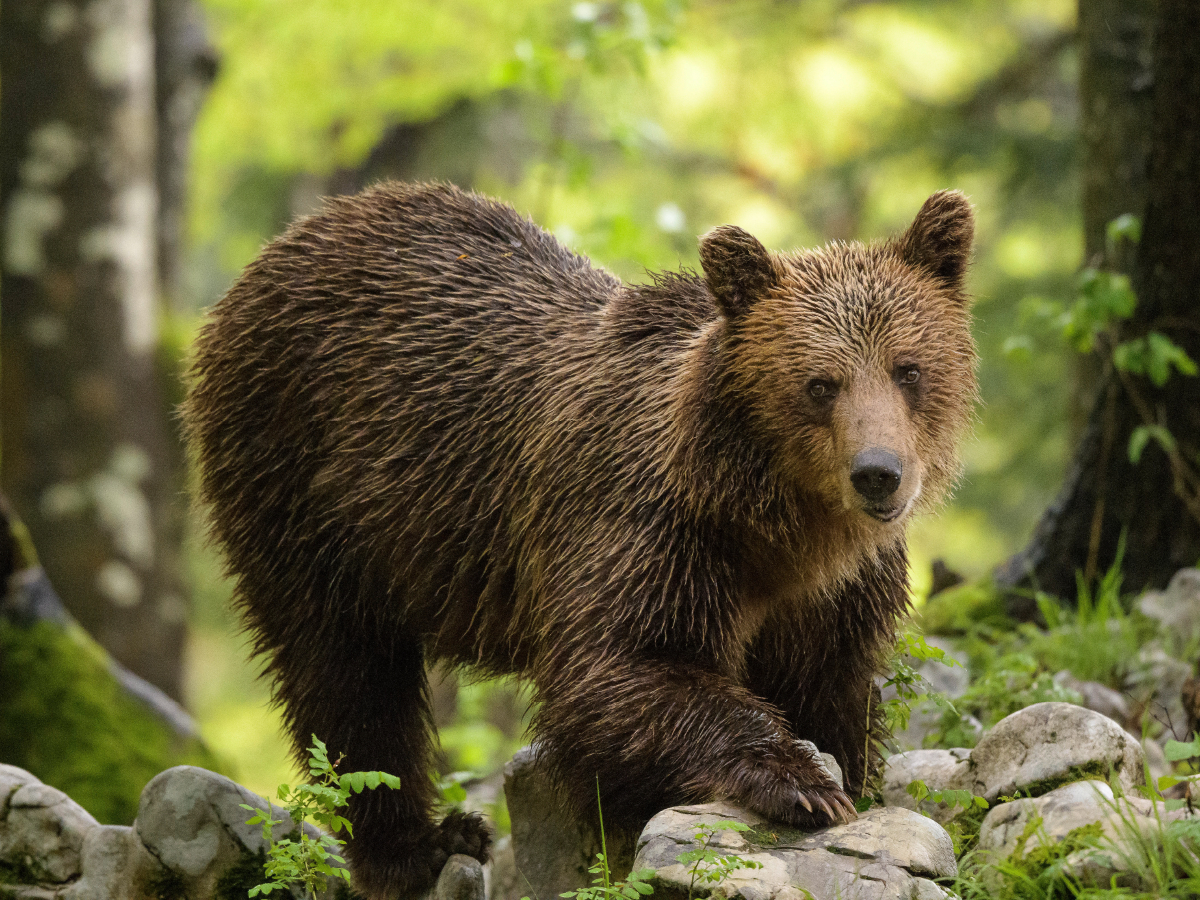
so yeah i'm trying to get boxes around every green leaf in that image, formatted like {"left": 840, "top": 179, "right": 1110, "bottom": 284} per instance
{"left": 906, "top": 780, "right": 930, "bottom": 803}
{"left": 1106, "top": 213, "right": 1142, "bottom": 248}
{"left": 1164, "top": 736, "right": 1200, "bottom": 761}
{"left": 1001, "top": 335, "right": 1034, "bottom": 362}
{"left": 1129, "top": 425, "right": 1176, "bottom": 463}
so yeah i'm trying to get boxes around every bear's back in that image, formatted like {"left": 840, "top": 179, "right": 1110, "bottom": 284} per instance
{"left": 184, "top": 183, "right": 709, "bottom": 651}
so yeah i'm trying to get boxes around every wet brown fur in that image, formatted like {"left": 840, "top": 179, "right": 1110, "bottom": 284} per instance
{"left": 182, "top": 182, "right": 976, "bottom": 900}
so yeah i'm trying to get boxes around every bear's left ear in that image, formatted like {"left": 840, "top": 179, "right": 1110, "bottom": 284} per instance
{"left": 894, "top": 190, "right": 974, "bottom": 297}
{"left": 699, "top": 225, "right": 780, "bottom": 320}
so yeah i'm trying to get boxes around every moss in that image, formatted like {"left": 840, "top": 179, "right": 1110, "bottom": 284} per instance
{"left": 1019, "top": 763, "right": 1112, "bottom": 800}
{"left": 946, "top": 801, "right": 991, "bottom": 857}
{"left": 0, "top": 860, "right": 37, "bottom": 885}
{"left": 0, "top": 618, "right": 227, "bottom": 825}
{"left": 146, "top": 867, "right": 190, "bottom": 900}
{"left": 918, "top": 578, "right": 1012, "bottom": 636}
{"left": 214, "top": 848, "right": 269, "bottom": 900}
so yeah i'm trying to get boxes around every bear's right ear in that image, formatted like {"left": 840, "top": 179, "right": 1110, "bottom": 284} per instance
{"left": 894, "top": 190, "right": 974, "bottom": 297}
{"left": 699, "top": 225, "right": 780, "bottom": 320}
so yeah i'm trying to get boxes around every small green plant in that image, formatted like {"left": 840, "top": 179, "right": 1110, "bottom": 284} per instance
{"left": 927, "top": 652, "right": 1081, "bottom": 748}
{"left": 539, "top": 780, "right": 655, "bottom": 900}
{"left": 906, "top": 779, "right": 989, "bottom": 813}
{"left": 241, "top": 736, "right": 400, "bottom": 900}
{"left": 906, "top": 780, "right": 990, "bottom": 854}
{"left": 676, "top": 821, "right": 763, "bottom": 900}
{"left": 558, "top": 854, "right": 655, "bottom": 900}
{"left": 880, "top": 629, "right": 973, "bottom": 756}
{"left": 880, "top": 630, "right": 963, "bottom": 735}
{"left": 1158, "top": 732, "right": 1200, "bottom": 799}
{"left": 1009, "top": 213, "right": 1200, "bottom": 526}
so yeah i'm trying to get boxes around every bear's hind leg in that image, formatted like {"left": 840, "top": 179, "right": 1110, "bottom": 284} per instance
{"left": 270, "top": 624, "right": 490, "bottom": 900}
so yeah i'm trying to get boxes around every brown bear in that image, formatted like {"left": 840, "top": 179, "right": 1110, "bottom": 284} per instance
{"left": 183, "top": 182, "right": 976, "bottom": 900}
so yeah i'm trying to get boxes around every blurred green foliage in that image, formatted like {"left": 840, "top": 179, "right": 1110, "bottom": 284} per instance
{"left": 182, "top": 0, "right": 1088, "bottom": 788}
{"left": 189, "top": 0, "right": 1080, "bottom": 584}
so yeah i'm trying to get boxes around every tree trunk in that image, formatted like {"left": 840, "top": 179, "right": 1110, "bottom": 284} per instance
{"left": 154, "top": 0, "right": 216, "bottom": 312}
{"left": 996, "top": 0, "right": 1200, "bottom": 613}
{"left": 1067, "top": 0, "right": 1156, "bottom": 440}
{"left": 1, "top": 0, "right": 188, "bottom": 699}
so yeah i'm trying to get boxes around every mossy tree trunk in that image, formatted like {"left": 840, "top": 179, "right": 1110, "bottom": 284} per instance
{"left": 997, "top": 0, "right": 1200, "bottom": 613}
{"left": 0, "top": 0, "right": 199, "bottom": 699}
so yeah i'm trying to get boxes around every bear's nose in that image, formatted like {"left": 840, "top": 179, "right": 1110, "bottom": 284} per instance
{"left": 850, "top": 449, "right": 902, "bottom": 503}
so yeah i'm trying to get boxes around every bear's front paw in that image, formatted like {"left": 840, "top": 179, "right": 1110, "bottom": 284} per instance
{"left": 787, "top": 782, "right": 857, "bottom": 827}
{"left": 727, "top": 757, "right": 857, "bottom": 829}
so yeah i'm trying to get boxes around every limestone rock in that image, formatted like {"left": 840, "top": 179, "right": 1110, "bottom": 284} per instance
{"left": 504, "top": 746, "right": 635, "bottom": 900}
{"left": 811, "top": 747, "right": 843, "bottom": 791}
{"left": 0, "top": 776, "right": 98, "bottom": 883}
{"left": 1139, "top": 568, "right": 1200, "bottom": 640}
{"left": 976, "top": 778, "right": 1198, "bottom": 889}
{"left": 60, "top": 825, "right": 146, "bottom": 900}
{"left": 967, "top": 703, "right": 1144, "bottom": 801}
{"left": 135, "top": 765, "right": 340, "bottom": 900}
{"left": 430, "top": 854, "right": 486, "bottom": 900}
{"left": 635, "top": 801, "right": 955, "bottom": 900}
{"left": 880, "top": 749, "right": 972, "bottom": 824}
{"left": 1052, "top": 672, "right": 1129, "bottom": 725}
{"left": 484, "top": 835, "right": 521, "bottom": 900}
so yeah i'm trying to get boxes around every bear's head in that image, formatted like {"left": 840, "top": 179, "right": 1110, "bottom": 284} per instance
{"left": 700, "top": 191, "right": 977, "bottom": 531}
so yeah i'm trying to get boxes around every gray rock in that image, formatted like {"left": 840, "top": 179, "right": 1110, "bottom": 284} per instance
{"left": 432, "top": 854, "right": 486, "bottom": 900}
{"left": 0, "top": 778, "right": 98, "bottom": 883}
{"left": 968, "top": 703, "right": 1145, "bottom": 801}
{"left": 977, "top": 780, "right": 1116, "bottom": 863}
{"left": 136, "top": 765, "right": 340, "bottom": 900}
{"left": 805, "top": 744, "right": 843, "bottom": 791}
{"left": 1053, "top": 671, "right": 1130, "bottom": 725}
{"left": 880, "top": 749, "right": 972, "bottom": 824}
{"left": 484, "top": 835, "right": 521, "bottom": 900}
{"left": 504, "top": 746, "right": 635, "bottom": 900}
{"left": 0, "top": 764, "right": 37, "bottom": 800}
{"left": 61, "top": 826, "right": 147, "bottom": 900}
{"left": 976, "top": 778, "right": 1198, "bottom": 888}
{"left": 1139, "top": 568, "right": 1200, "bottom": 640}
{"left": 635, "top": 801, "right": 955, "bottom": 900}
{"left": 1127, "top": 646, "right": 1192, "bottom": 740}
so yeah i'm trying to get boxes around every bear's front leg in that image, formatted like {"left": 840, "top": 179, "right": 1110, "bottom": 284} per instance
{"left": 746, "top": 543, "right": 911, "bottom": 799}
{"left": 531, "top": 654, "right": 856, "bottom": 831}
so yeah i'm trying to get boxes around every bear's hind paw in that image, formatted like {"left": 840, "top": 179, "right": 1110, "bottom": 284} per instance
{"left": 434, "top": 809, "right": 493, "bottom": 863}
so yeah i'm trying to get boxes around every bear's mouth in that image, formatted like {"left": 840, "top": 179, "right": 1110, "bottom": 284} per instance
{"left": 863, "top": 504, "right": 905, "bottom": 523}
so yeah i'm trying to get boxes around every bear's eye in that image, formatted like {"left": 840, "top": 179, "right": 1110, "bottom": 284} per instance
{"left": 808, "top": 379, "right": 835, "bottom": 400}
{"left": 897, "top": 366, "right": 920, "bottom": 386}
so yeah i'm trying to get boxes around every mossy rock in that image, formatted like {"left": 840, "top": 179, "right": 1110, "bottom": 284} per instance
{"left": 0, "top": 617, "right": 225, "bottom": 825}
{"left": 918, "top": 577, "right": 1013, "bottom": 636}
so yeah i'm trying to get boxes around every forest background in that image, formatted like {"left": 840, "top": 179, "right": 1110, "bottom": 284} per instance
{"left": 4, "top": 0, "right": 1196, "bottom": 817}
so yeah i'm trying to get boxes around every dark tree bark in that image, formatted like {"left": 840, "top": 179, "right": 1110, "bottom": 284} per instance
{"left": 1067, "top": 0, "right": 1156, "bottom": 439}
{"left": 997, "top": 0, "right": 1200, "bottom": 612}
{"left": 154, "top": 0, "right": 217, "bottom": 311}
{"left": 1, "top": 0, "right": 189, "bottom": 699}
